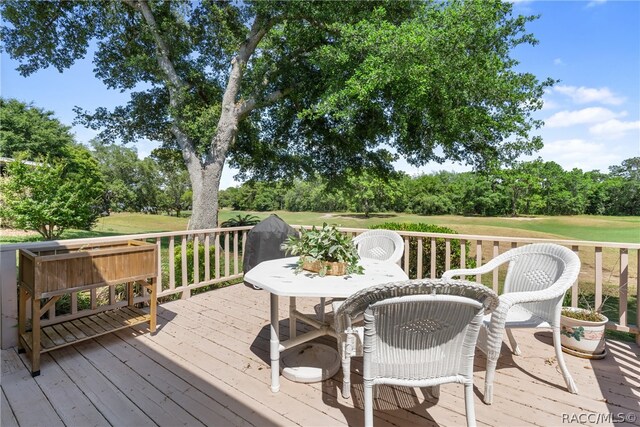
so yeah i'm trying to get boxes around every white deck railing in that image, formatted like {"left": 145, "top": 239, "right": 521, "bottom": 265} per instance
{"left": 1, "top": 225, "right": 638, "bottom": 348}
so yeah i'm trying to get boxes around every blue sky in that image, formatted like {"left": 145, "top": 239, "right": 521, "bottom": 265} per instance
{"left": 1, "top": 0, "right": 639, "bottom": 188}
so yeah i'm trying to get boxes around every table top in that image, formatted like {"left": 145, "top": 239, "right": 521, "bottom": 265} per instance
{"left": 243, "top": 256, "right": 409, "bottom": 298}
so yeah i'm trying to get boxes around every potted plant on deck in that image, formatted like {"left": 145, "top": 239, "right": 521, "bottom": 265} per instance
{"left": 281, "top": 224, "right": 364, "bottom": 277}
{"left": 560, "top": 305, "right": 609, "bottom": 359}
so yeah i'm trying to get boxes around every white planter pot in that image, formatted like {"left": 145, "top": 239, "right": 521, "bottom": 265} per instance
{"left": 560, "top": 307, "right": 608, "bottom": 358}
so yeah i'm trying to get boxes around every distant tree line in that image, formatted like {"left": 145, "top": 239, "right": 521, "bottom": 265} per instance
{"left": 220, "top": 157, "right": 639, "bottom": 217}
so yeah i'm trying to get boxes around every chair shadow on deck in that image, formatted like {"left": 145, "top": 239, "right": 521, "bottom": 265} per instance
{"left": 471, "top": 331, "right": 573, "bottom": 394}
{"left": 249, "top": 320, "right": 441, "bottom": 425}
{"left": 321, "top": 372, "right": 442, "bottom": 426}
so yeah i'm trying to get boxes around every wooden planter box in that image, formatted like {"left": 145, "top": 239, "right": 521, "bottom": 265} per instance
{"left": 18, "top": 240, "right": 158, "bottom": 376}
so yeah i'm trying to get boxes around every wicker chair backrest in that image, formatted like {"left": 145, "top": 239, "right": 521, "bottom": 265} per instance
{"left": 353, "top": 230, "right": 404, "bottom": 264}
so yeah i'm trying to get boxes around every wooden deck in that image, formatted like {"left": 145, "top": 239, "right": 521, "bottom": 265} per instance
{"left": 2, "top": 283, "right": 639, "bottom": 427}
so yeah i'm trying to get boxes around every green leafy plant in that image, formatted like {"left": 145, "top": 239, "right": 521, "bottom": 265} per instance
{"left": 220, "top": 214, "right": 260, "bottom": 227}
{"left": 281, "top": 224, "right": 364, "bottom": 277}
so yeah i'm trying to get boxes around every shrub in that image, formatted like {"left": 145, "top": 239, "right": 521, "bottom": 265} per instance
{"left": 370, "top": 222, "right": 475, "bottom": 279}
{"left": 174, "top": 240, "right": 241, "bottom": 288}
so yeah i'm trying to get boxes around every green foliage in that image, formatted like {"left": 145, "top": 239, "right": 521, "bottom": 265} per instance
{"left": 174, "top": 241, "right": 240, "bottom": 287}
{"left": 0, "top": 98, "right": 74, "bottom": 159}
{"left": 282, "top": 224, "right": 363, "bottom": 276}
{"left": 222, "top": 157, "right": 640, "bottom": 218}
{"left": 221, "top": 214, "right": 260, "bottom": 228}
{"left": 1, "top": 1, "right": 552, "bottom": 229}
{"left": 89, "top": 140, "right": 139, "bottom": 212}
{"left": 371, "top": 222, "right": 474, "bottom": 279}
{"left": 0, "top": 149, "right": 105, "bottom": 239}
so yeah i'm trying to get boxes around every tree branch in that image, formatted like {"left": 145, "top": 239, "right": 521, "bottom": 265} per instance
{"left": 124, "top": 0, "right": 201, "bottom": 169}
{"left": 125, "top": 0, "right": 187, "bottom": 97}
{"left": 237, "top": 87, "right": 294, "bottom": 119}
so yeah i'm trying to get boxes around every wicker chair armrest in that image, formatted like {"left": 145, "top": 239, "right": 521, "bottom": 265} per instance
{"left": 442, "top": 255, "right": 512, "bottom": 279}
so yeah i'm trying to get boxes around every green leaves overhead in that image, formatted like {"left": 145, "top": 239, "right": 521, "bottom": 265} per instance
{"left": 2, "top": 0, "right": 553, "bottom": 229}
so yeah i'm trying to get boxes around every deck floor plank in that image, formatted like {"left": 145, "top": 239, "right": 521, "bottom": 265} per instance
{"left": 122, "top": 322, "right": 336, "bottom": 427}
{"left": 29, "top": 352, "right": 110, "bottom": 427}
{"left": 71, "top": 339, "right": 206, "bottom": 427}
{"left": 1, "top": 349, "right": 65, "bottom": 427}
{"left": 98, "top": 332, "right": 256, "bottom": 427}
{"left": 155, "top": 301, "right": 449, "bottom": 427}
{"left": 1, "top": 388, "right": 18, "bottom": 427}
{"left": 3, "top": 283, "right": 639, "bottom": 427}
{"left": 49, "top": 345, "right": 156, "bottom": 426}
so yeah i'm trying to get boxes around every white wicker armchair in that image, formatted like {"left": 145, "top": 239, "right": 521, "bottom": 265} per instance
{"left": 334, "top": 279, "right": 499, "bottom": 427}
{"left": 353, "top": 229, "right": 404, "bottom": 264}
{"left": 442, "top": 243, "right": 581, "bottom": 404}
{"left": 316, "top": 230, "right": 405, "bottom": 320}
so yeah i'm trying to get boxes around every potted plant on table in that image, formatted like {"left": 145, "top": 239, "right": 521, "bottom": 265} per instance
{"left": 560, "top": 303, "right": 609, "bottom": 359}
{"left": 281, "top": 224, "right": 364, "bottom": 277}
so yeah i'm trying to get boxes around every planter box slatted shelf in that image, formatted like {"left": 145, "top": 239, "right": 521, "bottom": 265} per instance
{"left": 18, "top": 240, "right": 157, "bottom": 376}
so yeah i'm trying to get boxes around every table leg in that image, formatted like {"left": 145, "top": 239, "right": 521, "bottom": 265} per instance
{"left": 289, "top": 296, "right": 297, "bottom": 339}
{"left": 270, "top": 293, "right": 280, "bottom": 392}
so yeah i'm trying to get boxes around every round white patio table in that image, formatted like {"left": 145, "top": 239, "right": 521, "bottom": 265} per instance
{"left": 243, "top": 256, "right": 409, "bottom": 392}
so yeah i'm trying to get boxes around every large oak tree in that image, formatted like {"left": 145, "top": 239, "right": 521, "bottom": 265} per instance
{"left": 1, "top": 0, "right": 552, "bottom": 229}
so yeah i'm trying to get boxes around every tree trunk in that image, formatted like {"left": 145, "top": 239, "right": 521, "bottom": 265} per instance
{"left": 187, "top": 162, "right": 224, "bottom": 230}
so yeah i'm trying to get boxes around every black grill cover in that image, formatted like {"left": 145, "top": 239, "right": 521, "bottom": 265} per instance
{"left": 243, "top": 214, "right": 298, "bottom": 289}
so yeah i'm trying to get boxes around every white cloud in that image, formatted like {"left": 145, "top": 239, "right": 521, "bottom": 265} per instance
{"left": 545, "top": 107, "right": 626, "bottom": 128}
{"left": 589, "top": 119, "right": 640, "bottom": 139}
{"left": 541, "top": 98, "right": 560, "bottom": 111}
{"left": 553, "top": 58, "right": 564, "bottom": 66}
{"left": 553, "top": 85, "right": 625, "bottom": 105}
{"left": 587, "top": 0, "right": 607, "bottom": 7}
{"left": 538, "top": 139, "right": 622, "bottom": 171}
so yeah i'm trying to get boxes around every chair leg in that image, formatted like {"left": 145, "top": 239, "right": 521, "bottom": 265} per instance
{"left": 464, "top": 381, "right": 477, "bottom": 427}
{"left": 341, "top": 355, "right": 352, "bottom": 399}
{"left": 505, "top": 329, "right": 521, "bottom": 356}
{"left": 431, "top": 385, "right": 440, "bottom": 399}
{"left": 553, "top": 327, "right": 578, "bottom": 394}
{"left": 483, "top": 354, "right": 498, "bottom": 405}
{"left": 364, "top": 381, "right": 374, "bottom": 427}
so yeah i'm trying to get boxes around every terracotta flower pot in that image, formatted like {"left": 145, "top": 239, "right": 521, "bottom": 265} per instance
{"left": 560, "top": 307, "right": 608, "bottom": 358}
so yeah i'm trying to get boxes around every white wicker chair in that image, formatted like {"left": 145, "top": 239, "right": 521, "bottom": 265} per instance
{"left": 334, "top": 279, "right": 499, "bottom": 427}
{"left": 442, "top": 243, "right": 581, "bottom": 404}
{"left": 316, "top": 229, "right": 405, "bottom": 320}
{"left": 353, "top": 229, "right": 404, "bottom": 264}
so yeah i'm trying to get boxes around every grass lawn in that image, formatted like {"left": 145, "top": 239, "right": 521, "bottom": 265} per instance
{"left": 219, "top": 210, "right": 640, "bottom": 244}
{"left": 2, "top": 210, "right": 638, "bottom": 244}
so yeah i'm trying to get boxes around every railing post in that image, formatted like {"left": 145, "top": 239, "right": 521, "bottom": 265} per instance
{"left": 571, "top": 246, "right": 580, "bottom": 307}
{"left": 416, "top": 237, "right": 423, "bottom": 279}
{"left": 618, "top": 248, "right": 628, "bottom": 328}
{"left": 594, "top": 247, "right": 603, "bottom": 310}
{"left": 1, "top": 249, "right": 18, "bottom": 349}
{"left": 636, "top": 249, "right": 640, "bottom": 346}
{"left": 492, "top": 241, "right": 500, "bottom": 292}
{"left": 475, "top": 240, "right": 482, "bottom": 284}
{"left": 430, "top": 238, "right": 436, "bottom": 279}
